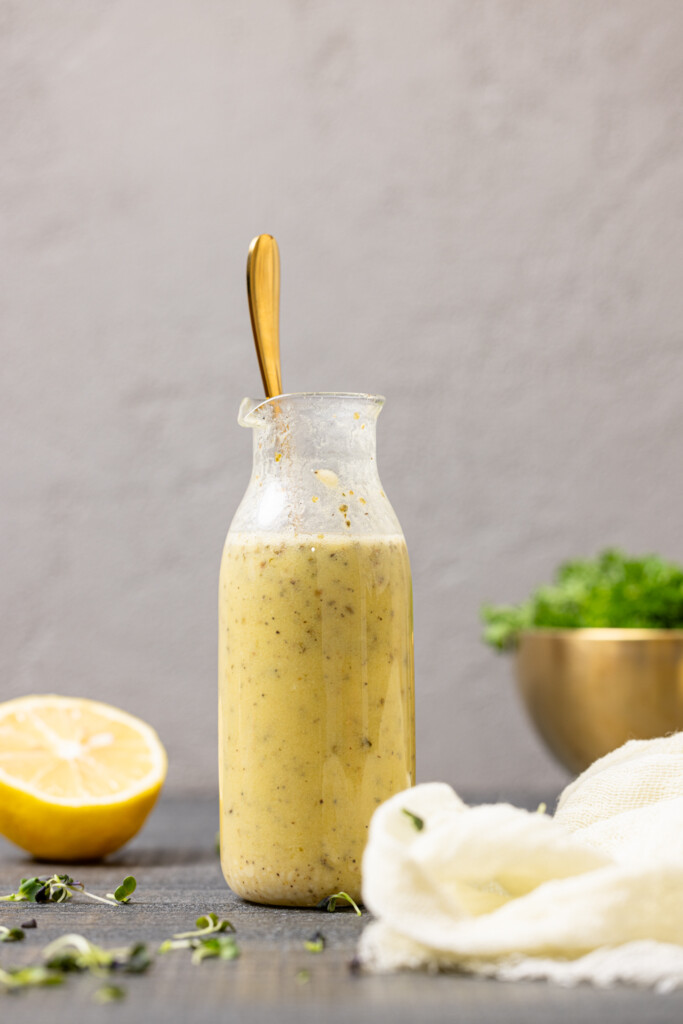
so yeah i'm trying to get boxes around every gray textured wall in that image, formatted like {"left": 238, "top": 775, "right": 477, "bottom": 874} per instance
{"left": 3, "top": 1, "right": 683, "bottom": 797}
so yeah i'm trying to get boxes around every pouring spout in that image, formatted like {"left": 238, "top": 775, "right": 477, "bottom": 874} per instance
{"left": 238, "top": 397, "right": 263, "bottom": 428}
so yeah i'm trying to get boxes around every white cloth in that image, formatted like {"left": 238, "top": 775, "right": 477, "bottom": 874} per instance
{"left": 358, "top": 733, "right": 683, "bottom": 990}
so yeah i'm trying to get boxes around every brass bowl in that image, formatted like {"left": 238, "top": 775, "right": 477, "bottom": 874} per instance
{"left": 515, "top": 629, "right": 683, "bottom": 774}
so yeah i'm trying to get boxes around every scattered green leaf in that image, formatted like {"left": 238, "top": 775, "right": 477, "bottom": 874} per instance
{"left": 123, "top": 943, "right": 154, "bottom": 975}
{"left": 295, "top": 968, "right": 310, "bottom": 985}
{"left": 94, "top": 984, "right": 126, "bottom": 1003}
{"left": 0, "top": 925, "right": 24, "bottom": 942}
{"left": 401, "top": 808, "right": 424, "bottom": 831}
{"left": 304, "top": 931, "right": 325, "bottom": 953}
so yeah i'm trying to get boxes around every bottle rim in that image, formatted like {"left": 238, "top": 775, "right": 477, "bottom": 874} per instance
{"left": 239, "top": 392, "right": 385, "bottom": 427}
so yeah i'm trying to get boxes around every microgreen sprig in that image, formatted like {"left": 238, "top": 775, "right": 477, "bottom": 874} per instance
{"left": 0, "top": 965, "right": 63, "bottom": 990}
{"left": 171, "top": 912, "right": 235, "bottom": 940}
{"left": 0, "top": 874, "right": 137, "bottom": 907}
{"left": 0, "top": 932, "right": 150, "bottom": 994}
{"left": 190, "top": 935, "right": 240, "bottom": 964}
{"left": 106, "top": 876, "right": 137, "bottom": 904}
{"left": 316, "top": 892, "right": 362, "bottom": 915}
{"left": 159, "top": 913, "right": 239, "bottom": 963}
{"left": 42, "top": 933, "right": 152, "bottom": 976}
{"left": 0, "top": 910, "right": 240, "bottom": 995}
{"left": 0, "top": 876, "right": 47, "bottom": 902}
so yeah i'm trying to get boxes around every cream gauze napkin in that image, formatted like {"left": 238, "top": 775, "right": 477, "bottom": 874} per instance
{"left": 358, "top": 733, "right": 683, "bottom": 991}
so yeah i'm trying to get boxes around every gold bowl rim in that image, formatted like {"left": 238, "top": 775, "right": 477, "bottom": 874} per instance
{"left": 520, "top": 627, "right": 683, "bottom": 642}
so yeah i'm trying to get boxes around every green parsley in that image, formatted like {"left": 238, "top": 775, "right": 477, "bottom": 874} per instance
{"left": 481, "top": 549, "right": 683, "bottom": 650}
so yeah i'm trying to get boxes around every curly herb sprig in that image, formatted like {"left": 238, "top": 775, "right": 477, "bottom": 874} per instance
{"left": 482, "top": 548, "right": 683, "bottom": 650}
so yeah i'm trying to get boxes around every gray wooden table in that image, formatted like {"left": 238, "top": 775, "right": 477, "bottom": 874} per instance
{"left": 0, "top": 794, "right": 680, "bottom": 1023}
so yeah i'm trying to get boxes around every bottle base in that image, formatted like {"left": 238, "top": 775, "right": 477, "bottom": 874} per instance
{"left": 222, "top": 866, "right": 361, "bottom": 908}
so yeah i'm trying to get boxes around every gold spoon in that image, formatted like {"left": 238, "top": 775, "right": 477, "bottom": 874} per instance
{"left": 246, "top": 234, "right": 282, "bottom": 398}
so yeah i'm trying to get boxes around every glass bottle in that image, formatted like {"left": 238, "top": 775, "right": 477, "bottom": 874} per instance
{"left": 218, "top": 393, "right": 414, "bottom": 906}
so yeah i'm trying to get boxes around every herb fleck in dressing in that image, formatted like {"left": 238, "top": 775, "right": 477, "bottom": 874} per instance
{"left": 218, "top": 532, "right": 414, "bottom": 906}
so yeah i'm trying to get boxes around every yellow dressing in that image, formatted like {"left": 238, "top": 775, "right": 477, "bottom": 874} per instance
{"left": 218, "top": 531, "right": 414, "bottom": 905}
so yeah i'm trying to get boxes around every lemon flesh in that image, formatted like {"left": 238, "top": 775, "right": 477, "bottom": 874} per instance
{"left": 0, "top": 695, "right": 167, "bottom": 861}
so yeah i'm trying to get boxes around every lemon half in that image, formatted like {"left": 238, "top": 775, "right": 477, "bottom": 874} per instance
{"left": 0, "top": 695, "right": 167, "bottom": 861}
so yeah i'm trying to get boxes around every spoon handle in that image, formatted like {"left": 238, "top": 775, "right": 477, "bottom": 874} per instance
{"left": 246, "top": 235, "right": 282, "bottom": 399}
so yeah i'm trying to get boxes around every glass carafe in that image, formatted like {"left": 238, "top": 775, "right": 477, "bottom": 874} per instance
{"left": 218, "top": 393, "right": 414, "bottom": 906}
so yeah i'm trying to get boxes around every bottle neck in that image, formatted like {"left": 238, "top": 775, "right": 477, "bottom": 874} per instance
{"left": 231, "top": 394, "right": 402, "bottom": 537}
{"left": 245, "top": 393, "right": 382, "bottom": 482}
{"left": 252, "top": 418, "right": 379, "bottom": 480}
